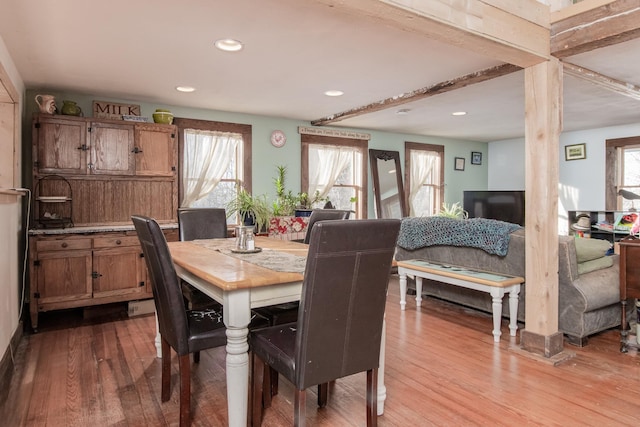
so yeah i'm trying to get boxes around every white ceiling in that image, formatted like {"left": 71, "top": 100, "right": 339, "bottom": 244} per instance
{"left": 1, "top": 0, "right": 639, "bottom": 142}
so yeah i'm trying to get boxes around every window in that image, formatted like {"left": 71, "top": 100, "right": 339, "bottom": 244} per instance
{"left": 301, "top": 134, "right": 367, "bottom": 218}
{"left": 174, "top": 118, "right": 251, "bottom": 223}
{"left": 405, "top": 142, "right": 444, "bottom": 216}
{"left": 606, "top": 136, "right": 640, "bottom": 210}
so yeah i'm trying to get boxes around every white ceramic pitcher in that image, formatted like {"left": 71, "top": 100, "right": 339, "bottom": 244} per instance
{"left": 35, "top": 94, "right": 56, "bottom": 114}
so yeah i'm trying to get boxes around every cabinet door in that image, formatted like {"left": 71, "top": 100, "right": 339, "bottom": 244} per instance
{"left": 34, "top": 115, "right": 88, "bottom": 174}
{"left": 134, "top": 124, "right": 177, "bottom": 176}
{"left": 92, "top": 246, "right": 146, "bottom": 298}
{"left": 34, "top": 249, "right": 92, "bottom": 304}
{"left": 89, "top": 121, "right": 135, "bottom": 175}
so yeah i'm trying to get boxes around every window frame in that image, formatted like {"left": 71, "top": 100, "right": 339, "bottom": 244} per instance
{"left": 301, "top": 134, "right": 368, "bottom": 219}
{"left": 605, "top": 136, "right": 640, "bottom": 210}
{"left": 405, "top": 141, "right": 444, "bottom": 217}
{"left": 174, "top": 117, "right": 252, "bottom": 209}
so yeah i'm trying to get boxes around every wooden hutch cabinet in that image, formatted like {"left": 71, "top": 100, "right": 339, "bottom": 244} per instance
{"left": 33, "top": 114, "right": 177, "bottom": 177}
{"left": 29, "top": 113, "right": 179, "bottom": 330}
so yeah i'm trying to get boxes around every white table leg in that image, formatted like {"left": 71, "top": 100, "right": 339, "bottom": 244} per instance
{"left": 223, "top": 290, "right": 251, "bottom": 427}
{"left": 154, "top": 313, "right": 161, "bottom": 358}
{"left": 377, "top": 317, "right": 387, "bottom": 415}
{"left": 490, "top": 289, "right": 505, "bottom": 343}
{"left": 415, "top": 276, "right": 423, "bottom": 307}
{"left": 398, "top": 271, "right": 407, "bottom": 310}
{"left": 508, "top": 285, "right": 521, "bottom": 336}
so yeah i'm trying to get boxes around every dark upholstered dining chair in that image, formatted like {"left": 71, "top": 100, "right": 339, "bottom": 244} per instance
{"left": 132, "top": 214, "right": 228, "bottom": 427}
{"left": 303, "top": 209, "right": 352, "bottom": 244}
{"left": 177, "top": 207, "right": 228, "bottom": 311}
{"left": 249, "top": 219, "right": 401, "bottom": 427}
{"left": 178, "top": 207, "right": 228, "bottom": 241}
{"left": 254, "top": 208, "right": 352, "bottom": 396}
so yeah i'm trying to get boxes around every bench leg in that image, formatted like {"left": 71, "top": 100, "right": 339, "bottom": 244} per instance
{"left": 399, "top": 272, "right": 407, "bottom": 310}
{"left": 415, "top": 277, "right": 423, "bottom": 307}
{"left": 508, "top": 285, "right": 521, "bottom": 337}
{"left": 490, "top": 289, "right": 504, "bottom": 343}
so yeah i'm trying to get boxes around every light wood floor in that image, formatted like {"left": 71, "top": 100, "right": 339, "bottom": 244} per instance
{"left": 3, "top": 276, "right": 640, "bottom": 426}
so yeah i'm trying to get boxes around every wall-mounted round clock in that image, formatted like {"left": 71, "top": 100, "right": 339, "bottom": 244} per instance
{"left": 270, "top": 130, "right": 287, "bottom": 148}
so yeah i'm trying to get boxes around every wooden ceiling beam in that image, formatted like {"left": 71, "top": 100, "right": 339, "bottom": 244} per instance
{"left": 314, "top": 0, "right": 550, "bottom": 68}
{"left": 562, "top": 61, "right": 640, "bottom": 100}
{"left": 311, "top": 64, "right": 521, "bottom": 126}
{"left": 551, "top": 0, "right": 640, "bottom": 58}
{"left": 311, "top": 0, "right": 547, "bottom": 126}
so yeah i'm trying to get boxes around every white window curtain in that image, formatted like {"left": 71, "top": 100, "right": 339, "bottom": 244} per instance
{"left": 181, "top": 129, "right": 241, "bottom": 207}
{"left": 308, "top": 145, "right": 353, "bottom": 200}
{"left": 409, "top": 149, "right": 437, "bottom": 216}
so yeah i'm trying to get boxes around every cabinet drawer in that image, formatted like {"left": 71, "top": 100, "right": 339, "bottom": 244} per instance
{"left": 36, "top": 239, "right": 92, "bottom": 252}
{"left": 93, "top": 236, "right": 140, "bottom": 249}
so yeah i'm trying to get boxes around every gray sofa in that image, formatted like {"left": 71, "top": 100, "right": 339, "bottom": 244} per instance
{"left": 395, "top": 225, "right": 624, "bottom": 346}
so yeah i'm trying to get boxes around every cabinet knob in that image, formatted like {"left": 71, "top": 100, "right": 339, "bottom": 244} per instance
{"left": 61, "top": 242, "right": 68, "bottom": 248}
{"left": 115, "top": 239, "right": 122, "bottom": 245}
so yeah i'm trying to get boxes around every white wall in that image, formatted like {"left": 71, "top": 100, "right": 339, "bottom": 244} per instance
{"left": 488, "top": 123, "right": 640, "bottom": 234}
{"left": 487, "top": 137, "right": 526, "bottom": 190}
{"left": 0, "top": 35, "right": 25, "bottom": 364}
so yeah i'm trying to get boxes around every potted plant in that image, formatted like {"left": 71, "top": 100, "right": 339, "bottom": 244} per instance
{"left": 226, "top": 188, "right": 272, "bottom": 232}
{"left": 437, "top": 202, "right": 468, "bottom": 219}
{"left": 271, "top": 165, "right": 327, "bottom": 217}
{"left": 272, "top": 165, "right": 298, "bottom": 217}
{"left": 294, "top": 190, "right": 326, "bottom": 217}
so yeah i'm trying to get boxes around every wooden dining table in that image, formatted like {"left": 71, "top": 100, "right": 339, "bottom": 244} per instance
{"left": 166, "top": 236, "right": 388, "bottom": 427}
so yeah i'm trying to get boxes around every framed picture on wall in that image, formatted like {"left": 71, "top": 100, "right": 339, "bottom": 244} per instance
{"left": 565, "top": 143, "right": 586, "bottom": 161}
{"left": 471, "top": 152, "right": 482, "bottom": 165}
{"left": 454, "top": 157, "right": 465, "bottom": 171}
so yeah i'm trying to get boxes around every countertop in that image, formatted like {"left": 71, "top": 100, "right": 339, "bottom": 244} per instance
{"left": 29, "top": 223, "right": 178, "bottom": 235}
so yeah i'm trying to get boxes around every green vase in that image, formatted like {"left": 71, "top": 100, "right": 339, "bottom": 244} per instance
{"left": 61, "top": 100, "right": 82, "bottom": 116}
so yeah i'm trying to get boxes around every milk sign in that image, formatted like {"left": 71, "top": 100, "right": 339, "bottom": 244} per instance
{"left": 93, "top": 100, "right": 141, "bottom": 119}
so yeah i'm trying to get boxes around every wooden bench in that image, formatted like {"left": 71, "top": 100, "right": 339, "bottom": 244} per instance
{"left": 397, "top": 259, "right": 524, "bottom": 343}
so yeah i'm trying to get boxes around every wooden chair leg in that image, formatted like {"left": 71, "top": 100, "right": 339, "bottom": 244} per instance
{"left": 366, "top": 368, "right": 378, "bottom": 427}
{"left": 251, "top": 353, "right": 264, "bottom": 427}
{"left": 294, "top": 388, "right": 306, "bottom": 427}
{"left": 317, "top": 383, "right": 328, "bottom": 408}
{"left": 193, "top": 351, "right": 200, "bottom": 363}
{"left": 263, "top": 365, "right": 272, "bottom": 409}
{"left": 270, "top": 369, "right": 279, "bottom": 396}
{"left": 161, "top": 338, "right": 171, "bottom": 402}
{"left": 178, "top": 354, "right": 191, "bottom": 427}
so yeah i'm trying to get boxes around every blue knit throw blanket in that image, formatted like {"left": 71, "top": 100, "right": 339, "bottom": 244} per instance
{"left": 397, "top": 217, "right": 522, "bottom": 256}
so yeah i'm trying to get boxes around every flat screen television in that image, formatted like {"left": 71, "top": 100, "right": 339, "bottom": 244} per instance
{"left": 463, "top": 191, "right": 525, "bottom": 226}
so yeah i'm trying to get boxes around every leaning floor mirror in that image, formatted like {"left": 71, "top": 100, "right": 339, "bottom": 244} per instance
{"left": 369, "top": 149, "right": 407, "bottom": 219}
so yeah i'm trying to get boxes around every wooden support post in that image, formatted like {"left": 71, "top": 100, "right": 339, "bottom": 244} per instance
{"left": 521, "top": 57, "right": 564, "bottom": 358}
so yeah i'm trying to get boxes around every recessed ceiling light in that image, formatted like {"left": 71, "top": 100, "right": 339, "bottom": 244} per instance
{"left": 452, "top": 111, "right": 467, "bottom": 116}
{"left": 397, "top": 109, "right": 411, "bottom": 115}
{"left": 214, "top": 38, "right": 243, "bottom": 52}
{"left": 176, "top": 86, "right": 195, "bottom": 93}
{"left": 324, "top": 90, "right": 344, "bottom": 97}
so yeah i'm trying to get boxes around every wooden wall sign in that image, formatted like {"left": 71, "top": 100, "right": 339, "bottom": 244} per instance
{"left": 93, "top": 100, "right": 141, "bottom": 119}
{"left": 298, "top": 126, "right": 370, "bottom": 140}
